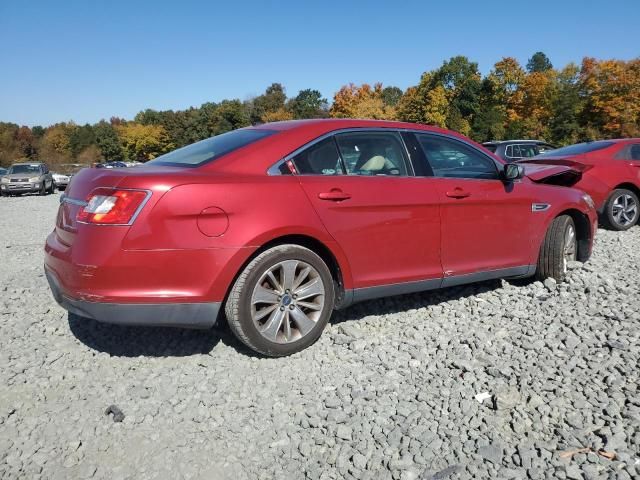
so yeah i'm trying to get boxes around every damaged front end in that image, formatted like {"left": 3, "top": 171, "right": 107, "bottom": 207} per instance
{"left": 517, "top": 160, "right": 591, "bottom": 187}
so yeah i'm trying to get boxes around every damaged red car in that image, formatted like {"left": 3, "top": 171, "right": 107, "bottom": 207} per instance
{"left": 45, "top": 120, "right": 597, "bottom": 356}
{"left": 523, "top": 139, "right": 640, "bottom": 231}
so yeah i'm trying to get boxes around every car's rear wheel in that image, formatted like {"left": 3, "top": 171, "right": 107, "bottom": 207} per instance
{"left": 536, "top": 215, "right": 577, "bottom": 282}
{"left": 602, "top": 189, "right": 639, "bottom": 231}
{"left": 225, "top": 244, "right": 335, "bottom": 357}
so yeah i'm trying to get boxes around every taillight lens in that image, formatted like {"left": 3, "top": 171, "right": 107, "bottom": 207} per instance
{"left": 77, "top": 188, "right": 149, "bottom": 225}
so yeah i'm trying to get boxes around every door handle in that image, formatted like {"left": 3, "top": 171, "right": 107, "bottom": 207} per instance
{"left": 318, "top": 190, "right": 351, "bottom": 201}
{"left": 445, "top": 189, "right": 471, "bottom": 199}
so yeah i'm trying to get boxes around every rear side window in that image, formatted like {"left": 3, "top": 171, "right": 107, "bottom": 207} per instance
{"left": 147, "top": 128, "right": 277, "bottom": 167}
{"left": 536, "top": 141, "right": 614, "bottom": 158}
{"left": 416, "top": 134, "right": 499, "bottom": 180}
{"left": 615, "top": 144, "right": 640, "bottom": 160}
{"left": 335, "top": 132, "right": 408, "bottom": 176}
{"left": 292, "top": 137, "right": 343, "bottom": 175}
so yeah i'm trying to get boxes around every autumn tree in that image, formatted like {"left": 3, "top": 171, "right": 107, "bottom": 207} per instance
{"left": 579, "top": 58, "right": 640, "bottom": 138}
{"left": 330, "top": 83, "right": 397, "bottom": 120}
{"left": 116, "top": 123, "right": 173, "bottom": 161}
{"left": 39, "top": 123, "right": 74, "bottom": 167}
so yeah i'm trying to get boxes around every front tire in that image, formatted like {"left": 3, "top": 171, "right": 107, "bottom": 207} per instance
{"left": 602, "top": 189, "right": 639, "bottom": 231}
{"left": 536, "top": 215, "right": 577, "bottom": 282}
{"left": 225, "top": 245, "right": 335, "bottom": 357}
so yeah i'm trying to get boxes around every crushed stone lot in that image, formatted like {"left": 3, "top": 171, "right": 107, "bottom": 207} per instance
{"left": 1, "top": 193, "right": 639, "bottom": 480}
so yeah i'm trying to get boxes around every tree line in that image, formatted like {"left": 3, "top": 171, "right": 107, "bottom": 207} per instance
{"left": 1, "top": 52, "right": 638, "bottom": 169}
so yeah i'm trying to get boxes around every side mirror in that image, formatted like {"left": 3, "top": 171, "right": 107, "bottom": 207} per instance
{"left": 504, "top": 163, "right": 525, "bottom": 181}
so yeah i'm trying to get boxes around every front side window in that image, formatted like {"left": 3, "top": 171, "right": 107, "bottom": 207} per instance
{"left": 292, "top": 137, "right": 343, "bottom": 175}
{"left": 147, "top": 128, "right": 277, "bottom": 167}
{"left": 416, "top": 134, "right": 499, "bottom": 180}
{"left": 335, "top": 132, "right": 408, "bottom": 176}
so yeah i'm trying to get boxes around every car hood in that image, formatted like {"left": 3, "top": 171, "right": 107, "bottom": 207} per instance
{"left": 518, "top": 161, "right": 587, "bottom": 187}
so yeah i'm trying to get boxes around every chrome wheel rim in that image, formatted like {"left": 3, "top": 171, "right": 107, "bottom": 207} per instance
{"left": 563, "top": 224, "right": 577, "bottom": 273}
{"left": 251, "top": 260, "right": 325, "bottom": 344}
{"left": 612, "top": 194, "right": 638, "bottom": 227}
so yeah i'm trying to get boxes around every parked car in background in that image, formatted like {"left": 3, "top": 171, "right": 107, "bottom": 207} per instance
{"left": 96, "top": 161, "right": 128, "bottom": 169}
{"left": 52, "top": 172, "right": 71, "bottom": 191}
{"left": 45, "top": 119, "right": 597, "bottom": 356}
{"left": 1, "top": 162, "right": 55, "bottom": 196}
{"left": 522, "top": 139, "right": 640, "bottom": 230}
{"left": 483, "top": 140, "right": 556, "bottom": 162}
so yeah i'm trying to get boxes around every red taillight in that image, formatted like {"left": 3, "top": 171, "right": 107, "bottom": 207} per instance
{"left": 77, "top": 188, "right": 149, "bottom": 225}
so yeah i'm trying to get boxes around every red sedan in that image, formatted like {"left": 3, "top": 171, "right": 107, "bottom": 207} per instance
{"left": 528, "top": 139, "right": 640, "bottom": 230}
{"left": 45, "top": 120, "right": 597, "bottom": 356}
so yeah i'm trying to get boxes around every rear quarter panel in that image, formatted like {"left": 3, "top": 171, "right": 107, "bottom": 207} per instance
{"left": 121, "top": 175, "right": 354, "bottom": 297}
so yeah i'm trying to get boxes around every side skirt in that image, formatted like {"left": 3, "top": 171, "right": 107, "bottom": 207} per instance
{"left": 338, "top": 265, "right": 536, "bottom": 309}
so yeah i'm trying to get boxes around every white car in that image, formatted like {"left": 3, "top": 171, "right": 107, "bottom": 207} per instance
{"left": 52, "top": 173, "right": 71, "bottom": 191}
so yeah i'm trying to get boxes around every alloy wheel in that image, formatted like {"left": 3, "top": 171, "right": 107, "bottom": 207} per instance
{"left": 612, "top": 194, "right": 638, "bottom": 227}
{"left": 250, "top": 260, "right": 325, "bottom": 344}
{"left": 563, "top": 223, "right": 577, "bottom": 273}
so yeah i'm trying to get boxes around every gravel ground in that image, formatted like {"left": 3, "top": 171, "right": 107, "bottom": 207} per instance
{"left": 1, "top": 193, "right": 639, "bottom": 480}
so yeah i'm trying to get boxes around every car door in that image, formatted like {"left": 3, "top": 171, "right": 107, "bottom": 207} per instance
{"left": 413, "top": 132, "right": 537, "bottom": 281}
{"left": 291, "top": 130, "right": 442, "bottom": 290}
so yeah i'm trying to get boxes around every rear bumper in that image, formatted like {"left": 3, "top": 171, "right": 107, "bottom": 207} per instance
{"left": 46, "top": 267, "right": 220, "bottom": 329}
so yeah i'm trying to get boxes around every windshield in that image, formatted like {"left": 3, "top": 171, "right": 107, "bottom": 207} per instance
{"left": 8, "top": 164, "right": 42, "bottom": 175}
{"left": 483, "top": 144, "right": 497, "bottom": 153}
{"left": 147, "top": 128, "right": 278, "bottom": 167}
{"left": 536, "top": 141, "right": 614, "bottom": 158}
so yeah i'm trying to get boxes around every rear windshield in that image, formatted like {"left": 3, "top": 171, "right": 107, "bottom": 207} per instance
{"left": 147, "top": 128, "right": 277, "bottom": 167}
{"left": 536, "top": 141, "right": 614, "bottom": 158}
{"left": 483, "top": 144, "right": 497, "bottom": 153}
{"left": 8, "top": 164, "right": 42, "bottom": 174}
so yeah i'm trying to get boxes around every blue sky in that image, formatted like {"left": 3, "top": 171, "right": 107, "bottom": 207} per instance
{"left": 1, "top": 0, "right": 638, "bottom": 126}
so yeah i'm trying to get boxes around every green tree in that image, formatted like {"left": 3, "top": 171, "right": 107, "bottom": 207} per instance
{"left": 549, "top": 64, "right": 584, "bottom": 144}
{"left": 381, "top": 86, "right": 403, "bottom": 107}
{"left": 287, "top": 89, "right": 328, "bottom": 119}
{"left": 68, "top": 124, "right": 96, "bottom": 158}
{"left": 94, "top": 121, "right": 123, "bottom": 162}
{"left": 251, "top": 83, "right": 287, "bottom": 124}
{"left": 527, "top": 52, "right": 553, "bottom": 73}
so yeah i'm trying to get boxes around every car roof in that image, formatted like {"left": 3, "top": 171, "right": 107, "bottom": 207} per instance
{"left": 11, "top": 162, "right": 44, "bottom": 166}
{"left": 253, "top": 118, "right": 455, "bottom": 134}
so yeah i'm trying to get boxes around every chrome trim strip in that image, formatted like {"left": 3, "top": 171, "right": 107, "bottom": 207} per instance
{"left": 61, "top": 195, "right": 88, "bottom": 207}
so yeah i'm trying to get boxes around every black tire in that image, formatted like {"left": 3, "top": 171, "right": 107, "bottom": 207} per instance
{"left": 48, "top": 182, "right": 55, "bottom": 194}
{"left": 39, "top": 183, "right": 47, "bottom": 196}
{"left": 536, "top": 215, "right": 577, "bottom": 282}
{"left": 601, "top": 188, "right": 639, "bottom": 231}
{"left": 225, "top": 244, "right": 335, "bottom": 357}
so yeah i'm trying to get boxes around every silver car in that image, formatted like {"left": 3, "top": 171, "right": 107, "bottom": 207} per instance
{"left": 51, "top": 172, "right": 71, "bottom": 191}
{"left": 0, "top": 162, "right": 55, "bottom": 196}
